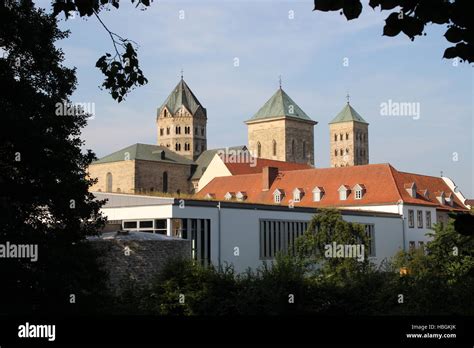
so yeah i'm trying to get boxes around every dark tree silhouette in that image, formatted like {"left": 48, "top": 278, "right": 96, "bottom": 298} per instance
{"left": 0, "top": 0, "right": 109, "bottom": 314}
{"left": 314, "top": 0, "right": 473, "bottom": 63}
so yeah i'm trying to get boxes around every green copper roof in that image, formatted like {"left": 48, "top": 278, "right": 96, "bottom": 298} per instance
{"left": 329, "top": 103, "right": 368, "bottom": 124}
{"left": 92, "top": 143, "right": 195, "bottom": 165}
{"left": 247, "top": 88, "right": 314, "bottom": 123}
{"left": 159, "top": 79, "right": 204, "bottom": 115}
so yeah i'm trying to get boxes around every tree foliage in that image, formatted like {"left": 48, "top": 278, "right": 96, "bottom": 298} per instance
{"left": 314, "top": 0, "right": 474, "bottom": 63}
{"left": 0, "top": 0, "right": 110, "bottom": 315}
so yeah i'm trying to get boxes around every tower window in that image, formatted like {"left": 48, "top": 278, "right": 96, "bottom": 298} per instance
{"left": 175, "top": 126, "right": 181, "bottom": 135}
{"left": 195, "top": 127, "right": 198, "bottom": 134}
{"left": 185, "top": 143, "right": 190, "bottom": 151}
{"left": 340, "top": 149, "right": 343, "bottom": 156}
{"left": 272, "top": 140, "right": 277, "bottom": 156}
{"left": 335, "top": 149, "right": 338, "bottom": 157}
{"left": 346, "top": 148, "right": 349, "bottom": 154}
{"left": 175, "top": 143, "right": 181, "bottom": 151}
{"left": 163, "top": 109, "right": 168, "bottom": 117}
{"left": 160, "top": 128, "right": 164, "bottom": 136}
{"left": 166, "top": 127, "right": 170, "bottom": 135}
{"left": 346, "top": 133, "right": 349, "bottom": 140}
{"left": 106, "top": 172, "right": 112, "bottom": 192}
{"left": 334, "top": 134, "right": 337, "bottom": 142}
{"left": 339, "top": 133, "right": 343, "bottom": 141}
{"left": 201, "top": 127, "right": 205, "bottom": 136}
{"left": 257, "top": 142, "right": 262, "bottom": 157}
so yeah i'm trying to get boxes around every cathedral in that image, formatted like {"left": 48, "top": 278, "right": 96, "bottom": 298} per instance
{"left": 88, "top": 77, "right": 369, "bottom": 194}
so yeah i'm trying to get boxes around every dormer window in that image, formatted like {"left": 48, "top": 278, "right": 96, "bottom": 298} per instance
{"left": 224, "top": 192, "right": 235, "bottom": 200}
{"left": 404, "top": 182, "right": 417, "bottom": 198}
{"left": 204, "top": 193, "right": 215, "bottom": 200}
{"left": 421, "top": 189, "right": 429, "bottom": 199}
{"left": 236, "top": 191, "right": 247, "bottom": 201}
{"left": 273, "top": 189, "right": 284, "bottom": 204}
{"left": 445, "top": 193, "right": 454, "bottom": 206}
{"left": 293, "top": 188, "right": 304, "bottom": 203}
{"left": 312, "top": 186, "right": 325, "bottom": 202}
{"left": 353, "top": 184, "right": 366, "bottom": 200}
{"left": 338, "top": 185, "right": 350, "bottom": 200}
{"left": 436, "top": 191, "right": 445, "bottom": 205}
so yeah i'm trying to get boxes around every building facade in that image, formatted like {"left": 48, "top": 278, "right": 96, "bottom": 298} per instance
{"left": 156, "top": 78, "right": 207, "bottom": 161}
{"left": 245, "top": 87, "right": 317, "bottom": 165}
{"left": 329, "top": 102, "right": 369, "bottom": 167}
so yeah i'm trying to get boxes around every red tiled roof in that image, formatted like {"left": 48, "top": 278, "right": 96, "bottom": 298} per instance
{"left": 196, "top": 163, "right": 468, "bottom": 212}
{"left": 222, "top": 156, "right": 311, "bottom": 175}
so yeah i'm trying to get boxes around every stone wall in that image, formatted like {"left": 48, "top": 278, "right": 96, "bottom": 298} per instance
{"left": 88, "top": 160, "right": 135, "bottom": 193}
{"left": 89, "top": 232, "right": 191, "bottom": 294}
{"left": 135, "top": 159, "right": 193, "bottom": 194}
{"left": 329, "top": 122, "right": 369, "bottom": 167}
{"left": 247, "top": 118, "right": 315, "bottom": 165}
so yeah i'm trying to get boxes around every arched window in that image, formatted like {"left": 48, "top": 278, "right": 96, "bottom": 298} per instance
{"left": 339, "top": 134, "right": 343, "bottom": 141}
{"left": 166, "top": 127, "right": 170, "bottom": 135}
{"left": 272, "top": 140, "right": 277, "bottom": 156}
{"left": 257, "top": 142, "right": 262, "bottom": 157}
{"left": 346, "top": 133, "right": 349, "bottom": 140}
{"left": 106, "top": 172, "right": 112, "bottom": 192}
{"left": 334, "top": 134, "right": 337, "bottom": 142}
{"left": 340, "top": 149, "right": 343, "bottom": 156}
{"left": 162, "top": 171, "right": 168, "bottom": 193}
{"left": 302, "top": 141, "right": 306, "bottom": 159}
{"left": 335, "top": 149, "right": 338, "bottom": 157}
{"left": 163, "top": 109, "right": 168, "bottom": 117}
{"left": 291, "top": 139, "right": 295, "bottom": 156}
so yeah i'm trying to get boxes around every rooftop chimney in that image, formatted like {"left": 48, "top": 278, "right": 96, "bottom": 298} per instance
{"left": 262, "top": 166, "right": 278, "bottom": 191}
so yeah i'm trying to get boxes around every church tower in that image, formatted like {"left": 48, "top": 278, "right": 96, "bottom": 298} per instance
{"left": 329, "top": 99, "right": 369, "bottom": 167}
{"left": 245, "top": 86, "right": 317, "bottom": 165}
{"left": 157, "top": 77, "right": 207, "bottom": 161}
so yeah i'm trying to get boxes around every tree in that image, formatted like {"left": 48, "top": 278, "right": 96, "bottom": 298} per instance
{"left": 0, "top": 0, "right": 109, "bottom": 314}
{"left": 313, "top": 0, "right": 473, "bottom": 63}
{"left": 295, "top": 209, "right": 373, "bottom": 283}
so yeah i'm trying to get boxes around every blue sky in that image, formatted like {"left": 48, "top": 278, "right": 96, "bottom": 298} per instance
{"left": 40, "top": 0, "right": 473, "bottom": 197}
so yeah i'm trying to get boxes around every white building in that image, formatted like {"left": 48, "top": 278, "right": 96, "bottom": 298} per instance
{"left": 95, "top": 192, "right": 404, "bottom": 272}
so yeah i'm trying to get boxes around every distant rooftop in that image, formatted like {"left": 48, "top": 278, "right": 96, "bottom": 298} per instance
{"left": 329, "top": 103, "right": 368, "bottom": 125}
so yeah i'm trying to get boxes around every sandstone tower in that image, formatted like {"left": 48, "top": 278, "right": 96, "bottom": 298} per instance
{"left": 329, "top": 100, "right": 369, "bottom": 167}
{"left": 157, "top": 77, "right": 207, "bottom": 161}
{"left": 245, "top": 87, "right": 317, "bottom": 165}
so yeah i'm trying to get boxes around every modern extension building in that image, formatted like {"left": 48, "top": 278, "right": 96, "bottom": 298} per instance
{"left": 94, "top": 192, "right": 403, "bottom": 272}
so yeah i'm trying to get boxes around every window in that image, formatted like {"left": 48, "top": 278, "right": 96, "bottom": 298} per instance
{"left": 334, "top": 149, "right": 338, "bottom": 157}
{"left": 123, "top": 221, "right": 137, "bottom": 229}
{"left": 339, "top": 133, "right": 343, "bottom": 141}
{"left": 166, "top": 127, "right": 170, "bottom": 135}
{"left": 346, "top": 148, "right": 349, "bottom": 154}
{"left": 106, "top": 172, "right": 112, "bottom": 192}
{"left": 417, "top": 210, "right": 423, "bottom": 228}
{"left": 339, "top": 190, "right": 346, "bottom": 200}
{"left": 201, "top": 127, "right": 205, "bottom": 135}
{"left": 409, "top": 241, "right": 416, "bottom": 250}
{"left": 224, "top": 192, "right": 234, "bottom": 200}
{"left": 408, "top": 210, "right": 414, "bottom": 228}
{"left": 293, "top": 189, "right": 303, "bottom": 203}
{"left": 334, "top": 134, "right": 337, "bottom": 142}
{"left": 175, "top": 126, "right": 181, "bottom": 134}
{"left": 355, "top": 190, "right": 362, "bottom": 199}
{"left": 346, "top": 133, "right": 349, "bottom": 140}
{"left": 274, "top": 193, "right": 281, "bottom": 203}
{"left": 259, "top": 219, "right": 309, "bottom": 259}
{"left": 257, "top": 142, "right": 261, "bottom": 157}
{"left": 312, "top": 187, "right": 324, "bottom": 202}
{"left": 195, "top": 127, "right": 198, "bottom": 134}
{"left": 162, "top": 171, "right": 168, "bottom": 193}
{"left": 418, "top": 241, "right": 424, "bottom": 249}
{"left": 160, "top": 128, "right": 164, "bottom": 136}
{"left": 426, "top": 211, "right": 432, "bottom": 228}
{"left": 273, "top": 189, "right": 283, "bottom": 203}
{"left": 184, "top": 126, "right": 190, "bottom": 134}
{"left": 184, "top": 143, "right": 190, "bottom": 151}
{"left": 236, "top": 191, "right": 247, "bottom": 201}
{"left": 122, "top": 219, "right": 166, "bottom": 234}
{"left": 272, "top": 140, "right": 277, "bottom": 156}
{"left": 365, "top": 224, "right": 376, "bottom": 257}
